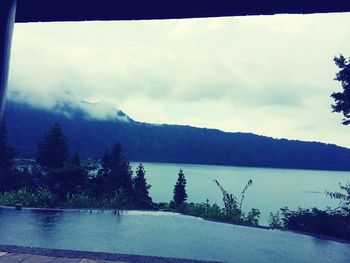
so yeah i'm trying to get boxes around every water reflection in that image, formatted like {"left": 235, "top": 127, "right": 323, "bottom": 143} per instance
{"left": 30, "top": 209, "right": 63, "bottom": 228}
{"left": 0, "top": 207, "right": 349, "bottom": 263}
{"left": 29, "top": 210, "right": 63, "bottom": 242}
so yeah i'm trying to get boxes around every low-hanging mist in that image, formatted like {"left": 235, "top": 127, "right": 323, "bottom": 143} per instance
{"left": 7, "top": 13, "right": 350, "bottom": 148}
{"left": 5, "top": 100, "right": 350, "bottom": 171}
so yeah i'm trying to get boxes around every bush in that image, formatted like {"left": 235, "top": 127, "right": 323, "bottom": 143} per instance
{"left": 213, "top": 179, "right": 259, "bottom": 225}
{"left": 278, "top": 183, "right": 350, "bottom": 240}
{"left": 65, "top": 192, "right": 93, "bottom": 208}
{"left": 245, "top": 208, "right": 260, "bottom": 226}
{"left": 280, "top": 207, "right": 350, "bottom": 240}
{"left": 268, "top": 211, "right": 283, "bottom": 229}
{"left": 36, "top": 187, "right": 55, "bottom": 207}
{"left": 0, "top": 187, "right": 37, "bottom": 207}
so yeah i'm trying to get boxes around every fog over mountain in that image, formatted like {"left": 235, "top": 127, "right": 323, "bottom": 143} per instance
{"left": 5, "top": 100, "right": 350, "bottom": 171}
{"left": 7, "top": 14, "right": 350, "bottom": 148}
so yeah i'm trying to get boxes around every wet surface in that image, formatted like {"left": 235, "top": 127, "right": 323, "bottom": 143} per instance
{"left": 0, "top": 208, "right": 349, "bottom": 263}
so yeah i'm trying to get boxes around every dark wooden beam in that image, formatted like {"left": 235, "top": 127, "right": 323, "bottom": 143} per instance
{"left": 15, "top": 0, "right": 350, "bottom": 23}
{"left": 0, "top": 0, "right": 16, "bottom": 121}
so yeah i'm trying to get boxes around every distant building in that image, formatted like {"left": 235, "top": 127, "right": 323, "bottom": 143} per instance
{"left": 14, "top": 159, "right": 35, "bottom": 171}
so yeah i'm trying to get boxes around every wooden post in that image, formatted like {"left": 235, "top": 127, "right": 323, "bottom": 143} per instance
{"left": 0, "top": 0, "right": 16, "bottom": 122}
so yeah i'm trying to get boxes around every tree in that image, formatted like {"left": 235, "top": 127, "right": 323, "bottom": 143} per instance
{"left": 96, "top": 143, "right": 133, "bottom": 199}
{"left": 46, "top": 150, "right": 87, "bottom": 199}
{"left": 0, "top": 122, "right": 15, "bottom": 191}
{"left": 70, "top": 151, "right": 81, "bottom": 167}
{"left": 331, "top": 54, "right": 350, "bottom": 125}
{"left": 36, "top": 123, "right": 69, "bottom": 169}
{"left": 326, "top": 183, "right": 350, "bottom": 215}
{"left": 35, "top": 124, "right": 87, "bottom": 199}
{"left": 173, "top": 169, "right": 187, "bottom": 205}
{"left": 0, "top": 122, "right": 14, "bottom": 171}
{"left": 133, "top": 163, "right": 152, "bottom": 208}
{"left": 111, "top": 144, "right": 133, "bottom": 192}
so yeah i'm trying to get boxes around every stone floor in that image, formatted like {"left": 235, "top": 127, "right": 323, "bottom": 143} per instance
{"left": 0, "top": 244, "right": 205, "bottom": 263}
{"left": 0, "top": 252, "right": 126, "bottom": 263}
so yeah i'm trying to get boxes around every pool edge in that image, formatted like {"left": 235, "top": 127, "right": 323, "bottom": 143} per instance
{"left": 0, "top": 244, "right": 221, "bottom": 263}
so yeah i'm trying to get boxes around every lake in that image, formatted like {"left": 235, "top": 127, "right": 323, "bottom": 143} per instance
{"left": 131, "top": 162, "right": 350, "bottom": 225}
{"left": 0, "top": 208, "right": 349, "bottom": 262}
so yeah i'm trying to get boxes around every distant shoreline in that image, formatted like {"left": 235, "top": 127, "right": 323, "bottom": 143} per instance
{"left": 14, "top": 158, "right": 350, "bottom": 173}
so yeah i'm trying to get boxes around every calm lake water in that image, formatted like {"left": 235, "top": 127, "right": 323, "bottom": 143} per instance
{"left": 131, "top": 162, "right": 350, "bottom": 226}
{"left": 0, "top": 208, "right": 349, "bottom": 263}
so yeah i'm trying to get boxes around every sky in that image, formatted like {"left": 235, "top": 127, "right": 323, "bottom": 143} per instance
{"left": 6, "top": 13, "right": 350, "bottom": 148}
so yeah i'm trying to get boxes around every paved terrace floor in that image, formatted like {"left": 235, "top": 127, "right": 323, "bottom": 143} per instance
{"left": 0, "top": 252, "right": 125, "bottom": 263}
{"left": 0, "top": 245, "right": 214, "bottom": 263}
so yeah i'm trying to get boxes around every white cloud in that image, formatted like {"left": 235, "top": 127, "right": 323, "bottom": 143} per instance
{"left": 6, "top": 13, "right": 350, "bottom": 147}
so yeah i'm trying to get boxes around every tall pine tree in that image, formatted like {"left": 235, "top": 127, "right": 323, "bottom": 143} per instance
{"left": 0, "top": 122, "right": 15, "bottom": 191}
{"left": 133, "top": 163, "right": 152, "bottom": 208}
{"left": 36, "top": 123, "right": 69, "bottom": 169}
{"left": 36, "top": 124, "right": 89, "bottom": 199}
{"left": 97, "top": 143, "right": 133, "bottom": 199}
{"left": 173, "top": 169, "right": 187, "bottom": 205}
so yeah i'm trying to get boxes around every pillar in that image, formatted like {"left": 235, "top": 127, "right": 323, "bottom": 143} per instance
{"left": 0, "top": 0, "right": 16, "bottom": 122}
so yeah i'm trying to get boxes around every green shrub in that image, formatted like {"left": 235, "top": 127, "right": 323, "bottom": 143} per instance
{"left": 213, "top": 179, "right": 259, "bottom": 225}
{"left": 268, "top": 211, "right": 283, "bottom": 229}
{"left": 0, "top": 187, "right": 36, "bottom": 207}
{"left": 65, "top": 192, "right": 93, "bottom": 208}
{"left": 279, "top": 183, "right": 350, "bottom": 240}
{"left": 280, "top": 207, "right": 350, "bottom": 240}
{"left": 36, "top": 187, "right": 54, "bottom": 208}
{"left": 245, "top": 208, "right": 260, "bottom": 226}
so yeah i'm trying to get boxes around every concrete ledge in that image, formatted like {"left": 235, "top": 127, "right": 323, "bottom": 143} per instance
{"left": 0, "top": 244, "right": 219, "bottom": 263}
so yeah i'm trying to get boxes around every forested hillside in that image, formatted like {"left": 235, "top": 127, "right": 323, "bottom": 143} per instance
{"left": 5, "top": 100, "right": 350, "bottom": 171}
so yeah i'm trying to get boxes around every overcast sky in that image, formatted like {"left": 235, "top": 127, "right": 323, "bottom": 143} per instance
{"left": 7, "top": 13, "right": 350, "bottom": 147}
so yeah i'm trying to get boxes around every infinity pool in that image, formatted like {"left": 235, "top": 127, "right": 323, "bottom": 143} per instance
{"left": 0, "top": 207, "right": 349, "bottom": 262}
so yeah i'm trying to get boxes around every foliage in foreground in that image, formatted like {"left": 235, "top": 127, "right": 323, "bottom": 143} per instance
{"left": 331, "top": 54, "right": 350, "bottom": 125}
{"left": 0, "top": 122, "right": 16, "bottom": 192}
{"left": 0, "top": 187, "right": 141, "bottom": 209}
{"left": 0, "top": 187, "right": 261, "bottom": 227}
{"left": 163, "top": 201, "right": 260, "bottom": 226}
{"left": 326, "top": 182, "right": 350, "bottom": 215}
{"left": 279, "top": 207, "right": 350, "bottom": 240}
{"left": 0, "top": 187, "right": 53, "bottom": 208}
{"left": 213, "top": 179, "right": 259, "bottom": 225}
{"left": 0, "top": 123, "right": 155, "bottom": 210}
{"left": 271, "top": 183, "right": 350, "bottom": 240}
{"left": 3, "top": 122, "right": 350, "bottom": 235}
{"left": 164, "top": 179, "right": 260, "bottom": 226}
{"left": 268, "top": 211, "right": 283, "bottom": 229}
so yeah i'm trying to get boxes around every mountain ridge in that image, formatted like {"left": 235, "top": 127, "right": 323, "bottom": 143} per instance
{"left": 4, "top": 100, "right": 350, "bottom": 171}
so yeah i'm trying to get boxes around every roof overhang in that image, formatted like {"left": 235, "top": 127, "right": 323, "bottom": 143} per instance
{"left": 15, "top": 0, "right": 350, "bottom": 23}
